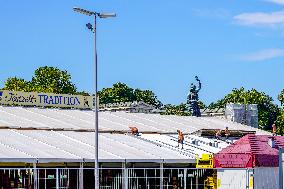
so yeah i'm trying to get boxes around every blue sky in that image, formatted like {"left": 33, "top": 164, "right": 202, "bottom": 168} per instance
{"left": 0, "top": 0, "right": 284, "bottom": 105}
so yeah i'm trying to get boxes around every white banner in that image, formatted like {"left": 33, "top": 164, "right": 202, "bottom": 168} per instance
{"left": 0, "top": 90, "right": 94, "bottom": 109}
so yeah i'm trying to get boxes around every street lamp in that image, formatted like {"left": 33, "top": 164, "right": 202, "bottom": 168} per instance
{"left": 73, "top": 7, "right": 116, "bottom": 189}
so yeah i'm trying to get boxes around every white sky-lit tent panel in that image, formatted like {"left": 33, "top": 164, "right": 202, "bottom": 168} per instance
{"left": 0, "top": 105, "right": 270, "bottom": 163}
{"left": 0, "top": 129, "right": 196, "bottom": 163}
{"left": 0, "top": 106, "right": 270, "bottom": 135}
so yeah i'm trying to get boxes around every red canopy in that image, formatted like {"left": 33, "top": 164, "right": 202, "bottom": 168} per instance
{"left": 214, "top": 134, "right": 284, "bottom": 168}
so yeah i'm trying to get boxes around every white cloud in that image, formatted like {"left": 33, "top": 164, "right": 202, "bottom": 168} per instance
{"left": 234, "top": 11, "right": 284, "bottom": 26}
{"left": 241, "top": 48, "right": 284, "bottom": 61}
{"left": 267, "top": 0, "right": 284, "bottom": 5}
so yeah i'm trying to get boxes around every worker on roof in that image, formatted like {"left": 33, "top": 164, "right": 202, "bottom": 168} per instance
{"left": 129, "top": 126, "right": 139, "bottom": 136}
{"left": 177, "top": 130, "right": 184, "bottom": 149}
{"left": 215, "top": 129, "right": 222, "bottom": 140}
{"left": 272, "top": 124, "right": 277, "bottom": 136}
{"left": 224, "top": 127, "right": 230, "bottom": 139}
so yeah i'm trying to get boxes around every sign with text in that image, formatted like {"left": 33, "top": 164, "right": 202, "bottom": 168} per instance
{"left": 0, "top": 90, "right": 94, "bottom": 109}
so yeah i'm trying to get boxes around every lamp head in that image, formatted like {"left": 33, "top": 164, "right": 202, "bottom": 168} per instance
{"left": 86, "top": 23, "right": 93, "bottom": 31}
{"left": 98, "top": 13, "right": 116, "bottom": 18}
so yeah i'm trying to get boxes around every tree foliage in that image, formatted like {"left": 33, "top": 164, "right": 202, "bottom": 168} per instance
{"left": 30, "top": 66, "right": 76, "bottom": 94}
{"left": 3, "top": 77, "right": 31, "bottom": 92}
{"left": 98, "top": 82, "right": 162, "bottom": 108}
{"left": 133, "top": 89, "right": 163, "bottom": 108}
{"left": 208, "top": 87, "right": 279, "bottom": 130}
{"left": 161, "top": 100, "right": 205, "bottom": 117}
{"left": 198, "top": 101, "right": 207, "bottom": 109}
{"left": 279, "top": 89, "right": 284, "bottom": 106}
{"left": 277, "top": 89, "right": 284, "bottom": 135}
{"left": 161, "top": 103, "right": 191, "bottom": 116}
{"left": 2, "top": 66, "right": 77, "bottom": 94}
{"left": 98, "top": 83, "right": 135, "bottom": 104}
{"left": 275, "top": 110, "right": 284, "bottom": 135}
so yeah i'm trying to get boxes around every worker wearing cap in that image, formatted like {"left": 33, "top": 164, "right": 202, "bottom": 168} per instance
{"left": 224, "top": 127, "right": 230, "bottom": 139}
{"left": 177, "top": 130, "right": 184, "bottom": 149}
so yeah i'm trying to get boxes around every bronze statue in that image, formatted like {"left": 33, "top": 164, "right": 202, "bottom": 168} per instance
{"left": 187, "top": 76, "right": 201, "bottom": 117}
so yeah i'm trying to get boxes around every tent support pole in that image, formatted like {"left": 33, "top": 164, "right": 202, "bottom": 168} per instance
{"left": 160, "top": 163, "right": 163, "bottom": 189}
{"left": 79, "top": 163, "right": 84, "bottom": 189}
{"left": 33, "top": 163, "right": 38, "bottom": 189}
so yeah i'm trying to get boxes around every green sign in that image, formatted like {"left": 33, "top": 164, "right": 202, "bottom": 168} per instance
{"left": 47, "top": 175, "right": 55, "bottom": 179}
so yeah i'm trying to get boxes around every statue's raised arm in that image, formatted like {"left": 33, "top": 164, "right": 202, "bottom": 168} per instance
{"left": 195, "top": 76, "right": 201, "bottom": 92}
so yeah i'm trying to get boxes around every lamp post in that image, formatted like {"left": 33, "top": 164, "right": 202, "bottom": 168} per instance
{"left": 73, "top": 7, "right": 116, "bottom": 189}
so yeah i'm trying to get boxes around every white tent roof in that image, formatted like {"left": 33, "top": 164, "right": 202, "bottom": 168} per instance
{"left": 0, "top": 106, "right": 270, "bottom": 163}
{"left": 0, "top": 129, "right": 195, "bottom": 163}
{"left": 0, "top": 106, "right": 269, "bottom": 135}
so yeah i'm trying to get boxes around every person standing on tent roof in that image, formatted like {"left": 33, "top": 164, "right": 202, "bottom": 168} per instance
{"left": 272, "top": 124, "right": 277, "bottom": 136}
{"left": 224, "top": 127, "right": 230, "bottom": 139}
{"left": 215, "top": 129, "right": 222, "bottom": 140}
{"left": 177, "top": 130, "right": 184, "bottom": 149}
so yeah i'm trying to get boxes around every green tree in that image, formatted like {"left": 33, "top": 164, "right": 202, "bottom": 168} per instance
{"left": 2, "top": 66, "right": 77, "bottom": 94}
{"left": 133, "top": 89, "right": 162, "bottom": 108}
{"left": 98, "top": 82, "right": 163, "bottom": 108}
{"left": 98, "top": 82, "right": 135, "bottom": 104}
{"left": 208, "top": 99, "right": 224, "bottom": 109}
{"left": 208, "top": 87, "right": 279, "bottom": 130}
{"left": 161, "top": 103, "right": 191, "bottom": 116}
{"left": 3, "top": 77, "right": 31, "bottom": 92}
{"left": 76, "top": 91, "right": 90, "bottom": 96}
{"left": 30, "top": 66, "right": 76, "bottom": 94}
{"left": 279, "top": 89, "right": 284, "bottom": 106}
{"left": 198, "top": 101, "right": 207, "bottom": 109}
{"left": 275, "top": 110, "right": 284, "bottom": 135}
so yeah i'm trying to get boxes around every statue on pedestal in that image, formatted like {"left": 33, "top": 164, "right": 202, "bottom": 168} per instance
{"left": 187, "top": 76, "right": 202, "bottom": 117}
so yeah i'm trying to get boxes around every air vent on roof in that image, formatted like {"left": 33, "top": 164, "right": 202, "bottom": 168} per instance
{"left": 268, "top": 137, "right": 276, "bottom": 148}
{"left": 192, "top": 140, "right": 199, "bottom": 146}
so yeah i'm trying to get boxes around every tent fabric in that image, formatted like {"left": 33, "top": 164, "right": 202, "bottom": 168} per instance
{"left": 0, "top": 106, "right": 270, "bottom": 134}
{"left": 0, "top": 106, "right": 272, "bottom": 163}
{"left": 214, "top": 134, "right": 284, "bottom": 168}
{"left": 0, "top": 130, "right": 196, "bottom": 163}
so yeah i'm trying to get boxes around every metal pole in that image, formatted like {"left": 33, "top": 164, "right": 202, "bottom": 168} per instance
{"left": 79, "top": 163, "right": 84, "bottom": 189}
{"left": 184, "top": 169, "right": 187, "bottom": 189}
{"left": 279, "top": 148, "right": 284, "bottom": 189}
{"left": 123, "top": 163, "right": 128, "bottom": 189}
{"left": 196, "top": 170, "right": 198, "bottom": 189}
{"left": 160, "top": 163, "right": 163, "bottom": 189}
{"left": 45, "top": 169, "right": 46, "bottom": 189}
{"left": 56, "top": 168, "right": 59, "bottom": 189}
{"left": 94, "top": 14, "right": 99, "bottom": 189}
{"left": 33, "top": 163, "right": 38, "bottom": 189}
